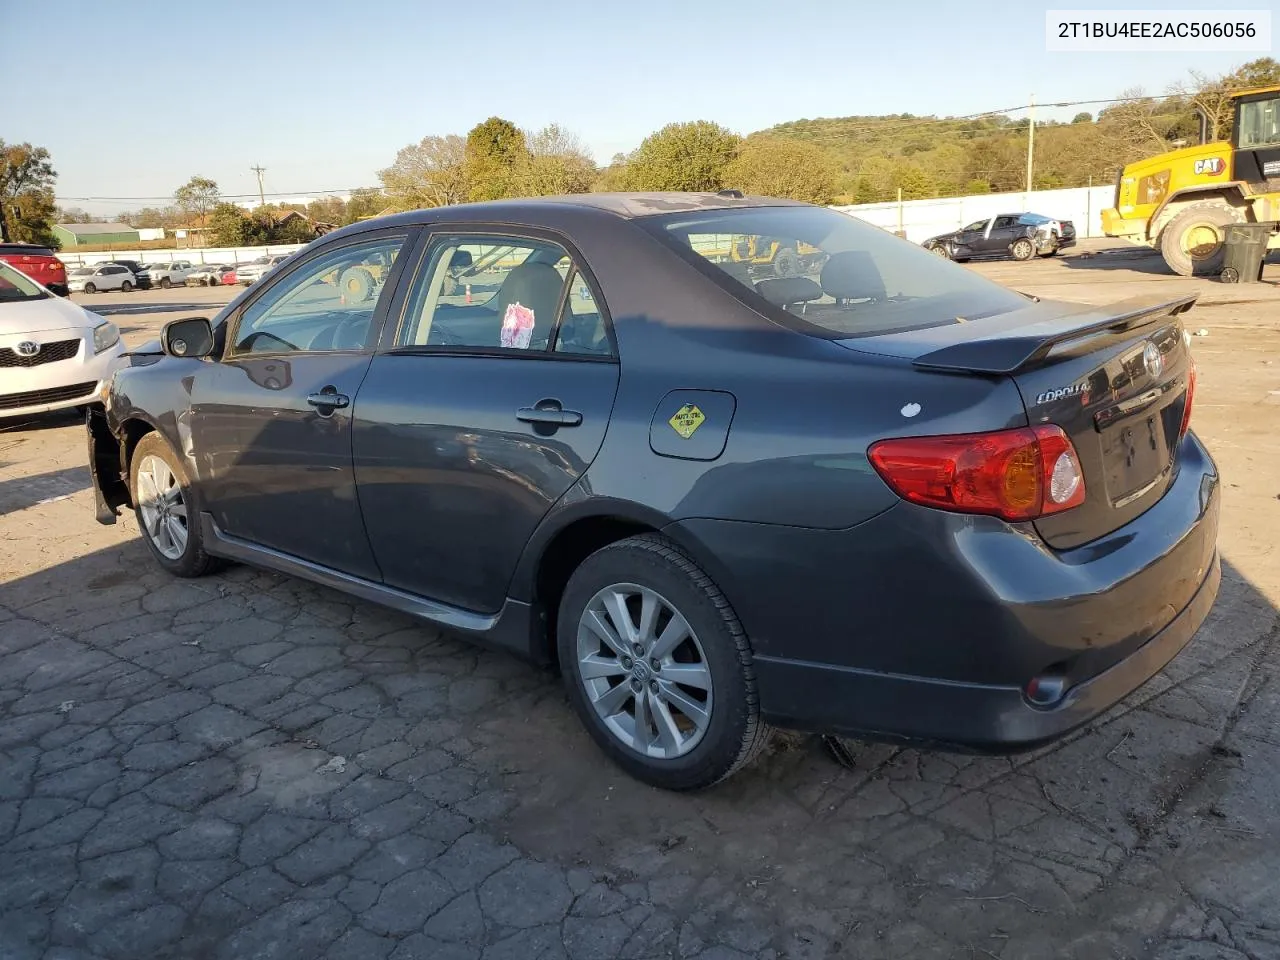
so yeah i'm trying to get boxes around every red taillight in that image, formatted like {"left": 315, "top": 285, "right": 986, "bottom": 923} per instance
{"left": 868, "top": 425, "right": 1086, "bottom": 522}
{"left": 1179, "top": 358, "right": 1196, "bottom": 439}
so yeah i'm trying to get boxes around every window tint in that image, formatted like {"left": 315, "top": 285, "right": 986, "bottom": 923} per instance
{"left": 0, "top": 261, "right": 47, "bottom": 301}
{"left": 231, "top": 236, "right": 404, "bottom": 355}
{"left": 398, "top": 236, "right": 571, "bottom": 351}
{"left": 646, "top": 206, "right": 1027, "bottom": 339}
{"left": 993, "top": 216, "right": 1018, "bottom": 229}
{"left": 962, "top": 219, "right": 989, "bottom": 232}
{"left": 554, "top": 269, "right": 611, "bottom": 356}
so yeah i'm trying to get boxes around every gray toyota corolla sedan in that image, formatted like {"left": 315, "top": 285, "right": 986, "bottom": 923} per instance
{"left": 87, "top": 192, "right": 1220, "bottom": 790}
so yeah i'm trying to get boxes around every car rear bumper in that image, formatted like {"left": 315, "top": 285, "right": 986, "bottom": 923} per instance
{"left": 667, "top": 431, "right": 1220, "bottom": 750}
{"left": 750, "top": 550, "right": 1218, "bottom": 750}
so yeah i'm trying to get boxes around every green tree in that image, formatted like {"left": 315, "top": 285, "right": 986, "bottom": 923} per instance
{"left": 721, "top": 135, "right": 837, "bottom": 203}
{"left": 380, "top": 134, "right": 469, "bottom": 209}
{"left": 465, "top": 117, "right": 530, "bottom": 201}
{"left": 523, "top": 124, "right": 596, "bottom": 195}
{"left": 209, "top": 202, "right": 252, "bottom": 247}
{"left": 1072, "top": 111, "right": 1093, "bottom": 124}
{"left": 624, "top": 121, "right": 741, "bottom": 192}
{"left": 55, "top": 206, "right": 94, "bottom": 223}
{"left": 0, "top": 140, "right": 58, "bottom": 246}
{"left": 344, "top": 188, "right": 388, "bottom": 224}
{"left": 174, "top": 176, "right": 219, "bottom": 227}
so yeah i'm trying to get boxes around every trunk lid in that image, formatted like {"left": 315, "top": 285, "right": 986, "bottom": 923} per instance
{"left": 840, "top": 295, "right": 1197, "bottom": 548}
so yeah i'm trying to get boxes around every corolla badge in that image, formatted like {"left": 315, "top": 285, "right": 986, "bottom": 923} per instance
{"left": 15, "top": 341, "right": 39, "bottom": 357}
{"left": 1143, "top": 341, "right": 1164, "bottom": 379}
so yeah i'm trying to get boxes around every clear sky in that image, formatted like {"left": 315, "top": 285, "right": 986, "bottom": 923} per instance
{"left": 2, "top": 0, "right": 1270, "bottom": 216}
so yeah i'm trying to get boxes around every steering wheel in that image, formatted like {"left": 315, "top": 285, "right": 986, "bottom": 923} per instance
{"left": 239, "top": 331, "right": 298, "bottom": 352}
{"left": 329, "top": 316, "right": 370, "bottom": 350}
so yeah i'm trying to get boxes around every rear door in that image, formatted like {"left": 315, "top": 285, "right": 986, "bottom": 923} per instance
{"left": 352, "top": 228, "right": 619, "bottom": 612}
{"left": 981, "top": 215, "right": 1019, "bottom": 253}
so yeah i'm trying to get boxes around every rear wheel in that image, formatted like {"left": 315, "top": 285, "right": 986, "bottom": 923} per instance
{"left": 121, "top": 280, "right": 133, "bottom": 293}
{"left": 1010, "top": 237, "right": 1035, "bottom": 261}
{"left": 129, "top": 433, "right": 222, "bottom": 578}
{"left": 557, "top": 534, "right": 768, "bottom": 791}
{"left": 1159, "top": 201, "right": 1246, "bottom": 277}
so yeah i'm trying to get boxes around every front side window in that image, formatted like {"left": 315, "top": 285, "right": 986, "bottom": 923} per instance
{"left": 1238, "top": 97, "right": 1280, "bottom": 148}
{"left": 962, "top": 219, "right": 990, "bottom": 232}
{"left": 397, "top": 235, "right": 610, "bottom": 356}
{"left": 646, "top": 205, "right": 1028, "bottom": 339}
{"left": 231, "top": 235, "right": 404, "bottom": 355}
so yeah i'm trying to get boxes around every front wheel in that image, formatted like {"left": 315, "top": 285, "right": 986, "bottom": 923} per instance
{"left": 130, "top": 433, "right": 222, "bottom": 578}
{"left": 557, "top": 534, "right": 769, "bottom": 791}
{"left": 121, "top": 280, "right": 133, "bottom": 293}
{"left": 83, "top": 282, "right": 96, "bottom": 294}
{"left": 1010, "top": 237, "right": 1035, "bottom": 261}
{"left": 928, "top": 243, "right": 951, "bottom": 259}
{"left": 1159, "top": 201, "right": 1246, "bottom": 277}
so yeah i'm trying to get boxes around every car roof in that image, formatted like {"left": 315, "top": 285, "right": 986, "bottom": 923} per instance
{"left": 368, "top": 192, "right": 804, "bottom": 226}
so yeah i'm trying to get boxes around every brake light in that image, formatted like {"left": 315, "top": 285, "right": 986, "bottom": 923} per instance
{"left": 868, "top": 425, "right": 1086, "bottom": 522}
{"left": 1179, "top": 358, "right": 1196, "bottom": 439}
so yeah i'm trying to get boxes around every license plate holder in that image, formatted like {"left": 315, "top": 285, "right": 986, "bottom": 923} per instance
{"left": 1101, "top": 414, "right": 1168, "bottom": 503}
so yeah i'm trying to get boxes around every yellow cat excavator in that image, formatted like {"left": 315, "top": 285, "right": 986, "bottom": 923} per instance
{"left": 1102, "top": 85, "right": 1280, "bottom": 276}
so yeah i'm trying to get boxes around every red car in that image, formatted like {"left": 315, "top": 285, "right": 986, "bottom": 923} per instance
{"left": 0, "top": 243, "right": 68, "bottom": 296}
{"left": 219, "top": 268, "right": 238, "bottom": 285}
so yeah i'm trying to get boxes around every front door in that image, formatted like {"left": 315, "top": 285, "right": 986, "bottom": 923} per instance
{"left": 982, "top": 215, "right": 1019, "bottom": 253}
{"left": 190, "top": 230, "right": 413, "bottom": 580}
{"left": 353, "top": 229, "right": 619, "bottom": 612}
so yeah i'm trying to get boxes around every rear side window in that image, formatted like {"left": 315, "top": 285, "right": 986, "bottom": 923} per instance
{"left": 644, "top": 206, "right": 1027, "bottom": 339}
{"left": 396, "top": 235, "right": 612, "bottom": 356}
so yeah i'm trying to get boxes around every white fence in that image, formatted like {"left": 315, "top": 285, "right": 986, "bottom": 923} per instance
{"left": 58, "top": 242, "right": 308, "bottom": 269}
{"left": 832, "top": 185, "right": 1116, "bottom": 244}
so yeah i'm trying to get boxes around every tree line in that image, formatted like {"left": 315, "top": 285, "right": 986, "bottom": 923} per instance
{"left": 3, "top": 57, "right": 1276, "bottom": 248}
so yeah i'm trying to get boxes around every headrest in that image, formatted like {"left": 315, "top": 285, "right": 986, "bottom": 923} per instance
{"left": 754, "top": 277, "right": 822, "bottom": 306}
{"left": 819, "top": 251, "right": 885, "bottom": 301}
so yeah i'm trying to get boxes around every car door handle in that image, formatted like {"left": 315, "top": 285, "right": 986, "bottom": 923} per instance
{"left": 307, "top": 391, "right": 350, "bottom": 410}
{"left": 516, "top": 400, "right": 582, "bottom": 427}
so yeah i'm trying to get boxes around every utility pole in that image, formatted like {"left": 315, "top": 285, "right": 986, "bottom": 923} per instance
{"left": 1024, "top": 95, "right": 1035, "bottom": 207}
{"left": 250, "top": 165, "right": 266, "bottom": 208}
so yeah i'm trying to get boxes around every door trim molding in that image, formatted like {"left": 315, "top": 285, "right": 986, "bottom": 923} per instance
{"left": 200, "top": 513, "right": 539, "bottom": 660}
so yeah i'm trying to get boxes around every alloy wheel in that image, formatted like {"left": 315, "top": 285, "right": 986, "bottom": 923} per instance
{"left": 576, "top": 583, "right": 714, "bottom": 759}
{"left": 136, "top": 454, "right": 188, "bottom": 560}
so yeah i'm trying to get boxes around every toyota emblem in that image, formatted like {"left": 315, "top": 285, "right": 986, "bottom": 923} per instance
{"left": 15, "top": 340, "right": 39, "bottom": 358}
{"left": 1142, "top": 341, "right": 1163, "bottom": 379}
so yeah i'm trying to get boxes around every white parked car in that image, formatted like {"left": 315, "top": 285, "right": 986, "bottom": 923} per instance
{"left": 0, "top": 260, "right": 125, "bottom": 418}
{"left": 236, "top": 254, "right": 290, "bottom": 285}
{"left": 149, "top": 261, "right": 196, "bottom": 288}
{"left": 67, "top": 263, "right": 135, "bottom": 294}
{"left": 187, "top": 263, "right": 228, "bottom": 286}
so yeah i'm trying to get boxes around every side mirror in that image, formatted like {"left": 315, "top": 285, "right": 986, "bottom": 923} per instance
{"left": 162, "top": 316, "right": 215, "bottom": 358}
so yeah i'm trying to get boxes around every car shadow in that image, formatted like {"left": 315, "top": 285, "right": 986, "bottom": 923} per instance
{"left": 0, "top": 408, "right": 84, "bottom": 435}
{"left": 0, "top": 463, "right": 91, "bottom": 515}
{"left": 1061, "top": 247, "right": 1280, "bottom": 277}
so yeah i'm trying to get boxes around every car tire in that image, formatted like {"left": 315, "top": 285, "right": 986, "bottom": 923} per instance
{"left": 129, "top": 432, "right": 223, "bottom": 579}
{"left": 772, "top": 248, "right": 799, "bottom": 278}
{"left": 1011, "top": 238, "right": 1035, "bottom": 261}
{"left": 160, "top": 277, "right": 172, "bottom": 289}
{"left": 121, "top": 280, "right": 133, "bottom": 293}
{"left": 83, "top": 283, "right": 96, "bottom": 294}
{"left": 929, "top": 243, "right": 951, "bottom": 259}
{"left": 339, "top": 266, "right": 376, "bottom": 302}
{"left": 557, "top": 533, "right": 769, "bottom": 791}
{"left": 1159, "top": 201, "right": 1246, "bottom": 277}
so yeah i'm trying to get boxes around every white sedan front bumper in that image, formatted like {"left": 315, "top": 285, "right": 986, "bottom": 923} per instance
{"left": 0, "top": 329, "right": 126, "bottom": 419}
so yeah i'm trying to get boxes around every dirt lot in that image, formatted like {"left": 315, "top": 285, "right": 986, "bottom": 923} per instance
{"left": 1, "top": 245, "right": 1278, "bottom": 960}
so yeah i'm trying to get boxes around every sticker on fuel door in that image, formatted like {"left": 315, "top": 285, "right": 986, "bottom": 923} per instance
{"left": 668, "top": 404, "right": 705, "bottom": 439}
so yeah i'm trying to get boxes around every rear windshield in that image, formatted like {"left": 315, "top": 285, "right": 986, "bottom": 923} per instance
{"left": 0, "top": 261, "right": 49, "bottom": 301}
{"left": 643, "top": 205, "right": 1027, "bottom": 338}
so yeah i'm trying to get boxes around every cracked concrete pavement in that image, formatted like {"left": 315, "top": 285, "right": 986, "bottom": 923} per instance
{"left": 1, "top": 250, "right": 1278, "bottom": 959}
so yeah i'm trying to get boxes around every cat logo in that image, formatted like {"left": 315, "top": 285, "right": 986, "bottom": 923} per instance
{"left": 1193, "top": 157, "right": 1226, "bottom": 176}
{"left": 668, "top": 404, "right": 705, "bottom": 439}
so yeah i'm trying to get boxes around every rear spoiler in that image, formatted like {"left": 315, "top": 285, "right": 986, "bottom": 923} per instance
{"left": 913, "top": 295, "right": 1197, "bottom": 375}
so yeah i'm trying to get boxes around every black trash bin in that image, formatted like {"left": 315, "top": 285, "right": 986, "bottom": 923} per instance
{"left": 1220, "top": 222, "right": 1272, "bottom": 283}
